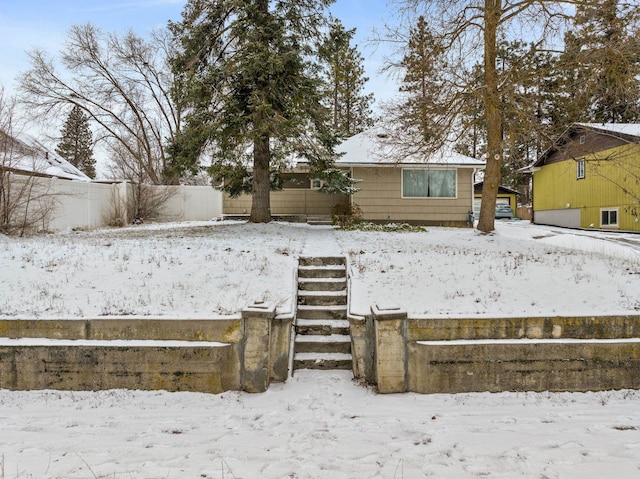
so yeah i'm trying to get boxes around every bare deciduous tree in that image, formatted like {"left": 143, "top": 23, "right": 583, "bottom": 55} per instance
{"left": 1, "top": 88, "right": 60, "bottom": 236}
{"left": 20, "top": 24, "right": 182, "bottom": 186}
{"left": 387, "top": 0, "right": 585, "bottom": 232}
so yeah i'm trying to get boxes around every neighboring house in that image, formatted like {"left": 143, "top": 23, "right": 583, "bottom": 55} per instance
{"left": 224, "top": 127, "right": 485, "bottom": 227}
{"left": 0, "top": 132, "right": 90, "bottom": 181}
{"left": 526, "top": 123, "right": 640, "bottom": 232}
{"left": 473, "top": 182, "right": 520, "bottom": 218}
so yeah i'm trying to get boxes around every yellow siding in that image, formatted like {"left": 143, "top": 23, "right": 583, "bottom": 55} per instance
{"left": 351, "top": 167, "right": 474, "bottom": 225}
{"left": 533, "top": 144, "right": 640, "bottom": 231}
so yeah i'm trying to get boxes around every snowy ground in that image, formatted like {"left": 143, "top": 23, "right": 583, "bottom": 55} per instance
{"left": 1, "top": 372, "right": 639, "bottom": 479}
{"left": 1, "top": 220, "right": 640, "bottom": 478}
{"left": 0, "top": 220, "right": 638, "bottom": 318}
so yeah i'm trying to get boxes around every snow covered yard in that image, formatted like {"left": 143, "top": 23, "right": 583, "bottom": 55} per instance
{"left": 0, "top": 220, "right": 638, "bottom": 318}
{"left": 1, "top": 220, "right": 640, "bottom": 478}
{"left": 1, "top": 371, "right": 639, "bottom": 478}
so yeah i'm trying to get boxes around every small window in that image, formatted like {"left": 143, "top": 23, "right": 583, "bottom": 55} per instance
{"left": 402, "top": 169, "right": 456, "bottom": 198}
{"left": 601, "top": 208, "right": 619, "bottom": 228}
{"left": 579, "top": 135, "right": 586, "bottom": 144}
{"left": 311, "top": 178, "right": 324, "bottom": 189}
{"left": 576, "top": 159, "right": 585, "bottom": 179}
{"left": 281, "top": 173, "right": 310, "bottom": 189}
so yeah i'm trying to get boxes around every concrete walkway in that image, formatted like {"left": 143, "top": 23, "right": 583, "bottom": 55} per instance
{"left": 298, "top": 225, "right": 344, "bottom": 257}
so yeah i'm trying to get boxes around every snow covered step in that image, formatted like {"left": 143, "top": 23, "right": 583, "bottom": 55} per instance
{"left": 295, "top": 318, "right": 350, "bottom": 336}
{"left": 299, "top": 256, "right": 346, "bottom": 267}
{"left": 297, "top": 265, "right": 346, "bottom": 279}
{"left": 306, "top": 216, "right": 333, "bottom": 226}
{"left": 297, "top": 290, "right": 347, "bottom": 306}
{"left": 296, "top": 305, "right": 348, "bottom": 320}
{"left": 298, "top": 277, "right": 347, "bottom": 292}
{"left": 293, "top": 255, "right": 351, "bottom": 372}
{"left": 293, "top": 352, "right": 353, "bottom": 371}
{"left": 294, "top": 334, "right": 351, "bottom": 354}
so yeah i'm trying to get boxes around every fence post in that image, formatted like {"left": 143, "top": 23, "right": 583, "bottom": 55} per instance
{"left": 372, "top": 302, "right": 408, "bottom": 393}
{"left": 241, "top": 301, "right": 275, "bottom": 393}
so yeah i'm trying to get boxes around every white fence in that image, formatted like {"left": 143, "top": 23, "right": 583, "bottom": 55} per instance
{"left": 42, "top": 178, "right": 223, "bottom": 232}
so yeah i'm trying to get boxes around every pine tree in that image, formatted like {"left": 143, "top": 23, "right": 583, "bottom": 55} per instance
{"left": 168, "top": 0, "right": 350, "bottom": 223}
{"left": 497, "top": 41, "right": 562, "bottom": 190}
{"left": 559, "top": 0, "right": 640, "bottom": 123}
{"left": 319, "top": 20, "right": 375, "bottom": 138}
{"left": 396, "top": 16, "right": 447, "bottom": 144}
{"left": 55, "top": 105, "right": 95, "bottom": 178}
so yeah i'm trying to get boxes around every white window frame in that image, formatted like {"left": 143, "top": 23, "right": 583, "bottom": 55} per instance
{"left": 310, "top": 178, "right": 324, "bottom": 190}
{"left": 600, "top": 208, "right": 619, "bottom": 228}
{"left": 579, "top": 134, "right": 586, "bottom": 144}
{"left": 576, "top": 159, "right": 585, "bottom": 179}
{"left": 401, "top": 168, "right": 458, "bottom": 199}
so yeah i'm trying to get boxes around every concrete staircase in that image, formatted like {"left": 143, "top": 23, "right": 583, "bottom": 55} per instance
{"left": 306, "top": 215, "right": 333, "bottom": 226}
{"left": 293, "top": 256, "right": 352, "bottom": 371}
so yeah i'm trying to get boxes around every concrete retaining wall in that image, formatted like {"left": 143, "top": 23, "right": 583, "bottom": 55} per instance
{"left": 409, "top": 339, "right": 640, "bottom": 394}
{"left": 0, "top": 304, "right": 292, "bottom": 394}
{"left": 0, "top": 341, "right": 239, "bottom": 393}
{"left": 353, "top": 308, "right": 640, "bottom": 394}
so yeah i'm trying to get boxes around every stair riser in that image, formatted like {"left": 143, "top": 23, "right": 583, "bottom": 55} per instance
{"left": 294, "top": 341, "right": 351, "bottom": 355}
{"left": 295, "top": 324, "right": 350, "bottom": 336}
{"left": 298, "top": 296, "right": 347, "bottom": 306}
{"left": 298, "top": 280, "right": 347, "bottom": 291}
{"left": 299, "top": 257, "right": 346, "bottom": 267}
{"left": 298, "top": 269, "right": 346, "bottom": 279}
{"left": 293, "top": 359, "right": 353, "bottom": 371}
{"left": 297, "top": 308, "right": 347, "bottom": 320}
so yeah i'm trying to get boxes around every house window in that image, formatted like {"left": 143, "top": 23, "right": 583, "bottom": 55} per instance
{"left": 402, "top": 169, "right": 456, "bottom": 198}
{"left": 601, "top": 208, "right": 619, "bottom": 228}
{"left": 579, "top": 135, "right": 586, "bottom": 144}
{"left": 311, "top": 178, "right": 324, "bottom": 189}
{"left": 576, "top": 159, "right": 585, "bottom": 179}
{"left": 281, "top": 173, "right": 310, "bottom": 189}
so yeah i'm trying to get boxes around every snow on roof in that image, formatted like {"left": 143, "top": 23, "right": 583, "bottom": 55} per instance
{"left": 577, "top": 123, "right": 640, "bottom": 138}
{"left": 1, "top": 133, "right": 91, "bottom": 182}
{"left": 334, "top": 127, "right": 485, "bottom": 168}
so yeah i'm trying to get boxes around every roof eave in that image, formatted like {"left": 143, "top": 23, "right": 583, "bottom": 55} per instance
{"left": 336, "top": 162, "right": 485, "bottom": 168}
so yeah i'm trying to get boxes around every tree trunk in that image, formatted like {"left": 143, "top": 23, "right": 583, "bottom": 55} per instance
{"left": 250, "top": 134, "right": 272, "bottom": 223}
{"left": 477, "top": 0, "right": 503, "bottom": 233}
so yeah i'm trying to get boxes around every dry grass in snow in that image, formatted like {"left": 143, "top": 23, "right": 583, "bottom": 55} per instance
{"left": 0, "top": 220, "right": 638, "bottom": 318}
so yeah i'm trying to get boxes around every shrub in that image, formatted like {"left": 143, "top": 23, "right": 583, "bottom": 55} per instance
{"left": 346, "top": 221, "right": 427, "bottom": 233}
{"left": 331, "top": 203, "right": 363, "bottom": 229}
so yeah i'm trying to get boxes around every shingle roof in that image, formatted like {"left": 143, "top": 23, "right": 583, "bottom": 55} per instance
{"left": 334, "top": 127, "right": 485, "bottom": 168}
{"left": 576, "top": 123, "right": 640, "bottom": 138}
{"left": 1, "top": 133, "right": 91, "bottom": 181}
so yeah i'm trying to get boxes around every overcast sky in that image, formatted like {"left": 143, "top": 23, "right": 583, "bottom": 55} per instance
{"left": 0, "top": 0, "right": 398, "bottom": 106}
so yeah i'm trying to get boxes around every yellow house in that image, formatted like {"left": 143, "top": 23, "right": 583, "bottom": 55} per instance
{"left": 528, "top": 123, "right": 640, "bottom": 232}
{"left": 224, "top": 127, "right": 486, "bottom": 227}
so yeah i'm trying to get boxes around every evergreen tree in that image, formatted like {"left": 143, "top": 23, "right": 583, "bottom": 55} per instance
{"left": 497, "top": 41, "right": 562, "bottom": 191}
{"left": 168, "top": 0, "right": 350, "bottom": 223}
{"left": 55, "top": 105, "right": 95, "bottom": 178}
{"left": 396, "top": 16, "right": 447, "bottom": 144}
{"left": 319, "top": 20, "right": 375, "bottom": 138}
{"left": 559, "top": 0, "right": 640, "bottom": 123}
{"left": 390, "top": 0, "right": 595, "bottom": 233}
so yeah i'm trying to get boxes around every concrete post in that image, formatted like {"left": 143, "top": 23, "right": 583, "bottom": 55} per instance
{"left": 241, "top": 301, "right": 275, "bottom": 393}
{"left": 269, "top": 314, "right": 293, "bottom": 383}
{"left": 372, "top": 302, "right": 408, "bottom": 393}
